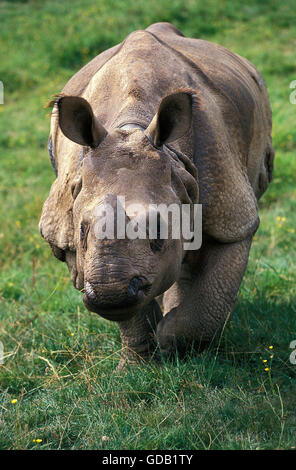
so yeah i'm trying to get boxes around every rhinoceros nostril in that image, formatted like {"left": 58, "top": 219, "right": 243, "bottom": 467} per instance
{"left": 127, "top": 277, "right": 142, "bottom": 298}
{"left": 127, "top": 277, "right": 146, "bottom": 299}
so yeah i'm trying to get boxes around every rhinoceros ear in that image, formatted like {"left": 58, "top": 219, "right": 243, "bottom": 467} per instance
{"left": 146, "top": 92, "right": 192, "bottom": 148}
{"left": 57, "top": 96, "right": 107, "bottom": 147}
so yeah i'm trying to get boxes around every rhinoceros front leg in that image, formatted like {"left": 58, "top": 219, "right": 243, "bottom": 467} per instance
{"left": 156, "top": 236, "right": 253, "bottom": 357}
{"left": 117, "top": 299, "right": 163, "bottom": 368}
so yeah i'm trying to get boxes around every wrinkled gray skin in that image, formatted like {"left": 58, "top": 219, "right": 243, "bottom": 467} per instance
{"left": 39, "top": 23, "right": 274, "bottom": 366}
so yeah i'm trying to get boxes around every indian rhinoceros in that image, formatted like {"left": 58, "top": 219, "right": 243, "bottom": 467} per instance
{"left": 39, "top": 22, "right": 274, "bottom": 365}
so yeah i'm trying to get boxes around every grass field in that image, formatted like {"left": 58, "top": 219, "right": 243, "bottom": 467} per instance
{"left": 0, "top": 0, "right": 296, "bottom": 450}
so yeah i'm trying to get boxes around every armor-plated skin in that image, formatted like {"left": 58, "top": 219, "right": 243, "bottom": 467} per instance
{"left": 40, "top": 23, "right": 274, "bottom": 363}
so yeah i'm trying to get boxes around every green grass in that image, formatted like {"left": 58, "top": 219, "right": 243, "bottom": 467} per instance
{"left": 0, "top": 0, "right": 296, "bottom": 450}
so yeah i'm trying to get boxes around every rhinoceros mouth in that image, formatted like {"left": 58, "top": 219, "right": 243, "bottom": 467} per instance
{"left": 82, "top": 293, "right": 146, "bottom": 321}
{"left": 82, "top": 278, "right": 152, "bottom": 321}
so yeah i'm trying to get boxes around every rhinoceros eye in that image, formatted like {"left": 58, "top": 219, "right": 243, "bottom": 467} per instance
{"left": 80, "top": 222, "right": 89, "bottom": 250}
{"left": 149, "top": 212, "right": 164, "bottom": 253}
{"left": 150, "top": 238, "right": 164, "bottom": 253}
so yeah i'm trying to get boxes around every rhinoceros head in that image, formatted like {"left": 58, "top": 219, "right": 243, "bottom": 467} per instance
{"left": 41, "top": 92, "right": 199, "bottom": 321}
